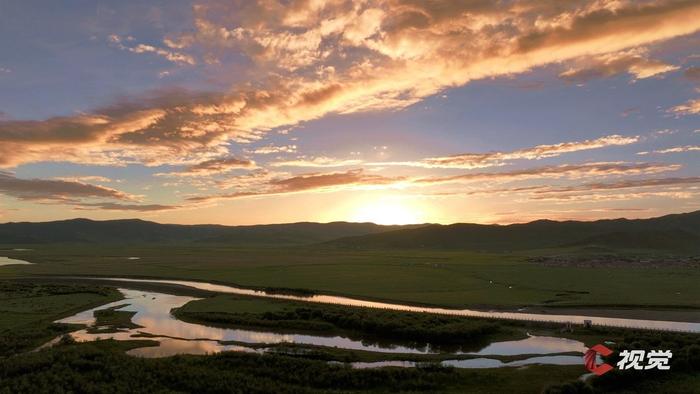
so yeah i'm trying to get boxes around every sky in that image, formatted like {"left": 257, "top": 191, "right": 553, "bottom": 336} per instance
{"left": 1, "top": 0, "right": 699, "bottom": 226}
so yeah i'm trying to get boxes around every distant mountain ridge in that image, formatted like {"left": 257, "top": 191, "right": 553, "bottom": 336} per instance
{"left": 0, "top": 218, "right": 422, "bottom": 245}
{"left": 324, "top": 210, "right": 700, "bottom": 252}
{"left": 1, "top": 211, "right": 699, "bottom": 251}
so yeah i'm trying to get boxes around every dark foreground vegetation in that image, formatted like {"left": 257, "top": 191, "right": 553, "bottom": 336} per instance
{"left": 0, "top": 281, "right": 121, "bottom": 356}
{"left": 0, "top": 333, "right": 697, "bottom": 393}
{"left": 0, "top": 340, "right": 584, "bottom": 394}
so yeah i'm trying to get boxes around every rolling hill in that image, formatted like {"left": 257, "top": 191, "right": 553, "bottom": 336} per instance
{"left": 1, "top": 211, "right": 699, "bottom": 251}
{"left": 0, "top": 218, "right": 422, "bottom": 245}
{"left": 323, "top": 210, "right": 700, "bottom": 252}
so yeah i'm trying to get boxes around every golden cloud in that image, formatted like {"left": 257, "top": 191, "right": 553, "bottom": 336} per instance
{"left": 2, "top": 0, "right": 700, "bottom": 169}
{"left": 414, "top": 161, "right": 681, "bottom": 185}
{"left": 668, "top": 98, "right": 700, "bottom": 115}
{"left": 559, "top": 48, "right": 679, "bottom": 82}
{"left": 187, "top": 168, "right": 405, "bottom": 202}
{"left": 156, "top": 157, "right": 256, "bottom": 177}
{"left": 379, "top": 134, "right": 640, "bottom": 169}
{"left": 270, "top": 156, "right": 363, "bottom": 167}
{"left": 0, "top": 171, "right": 136, "bottom": 202}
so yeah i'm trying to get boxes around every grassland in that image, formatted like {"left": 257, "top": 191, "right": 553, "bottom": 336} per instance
{"left": 1, "top": 277, "right": 698, "bottom": 393}
{"left": 1, "top": 244, "right": 698, "bottom": 313}
{"left": 0, "top": 281, "right": 122, "bottom": 355}
{"left": 175, "top": 293, "right": 520, "bottom": 351}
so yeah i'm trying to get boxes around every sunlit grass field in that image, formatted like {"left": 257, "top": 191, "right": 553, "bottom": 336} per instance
{"left": 1, "top": 244, "right": 698, "bottom": 310}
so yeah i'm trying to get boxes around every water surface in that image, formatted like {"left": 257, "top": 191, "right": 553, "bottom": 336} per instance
{"left": 0, "top": 256, "right": 32, "bottom": 266}
{"left": 352, "top": 355, "right": 585, "bottom": 369}
{"left": 53, "top": 288, "right": 590, "bottom": 364}
{"left": 94, "top": 277, "right": 700, "bottom": 333}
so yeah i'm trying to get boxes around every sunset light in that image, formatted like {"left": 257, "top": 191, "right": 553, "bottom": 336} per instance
{"left": 351, "top": 199, "right": 425, "bottom": 225}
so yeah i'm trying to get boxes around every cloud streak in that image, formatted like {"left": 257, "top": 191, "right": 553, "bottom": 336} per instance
{"left": 0, "top": 171, "right": 135, "bottom": 202}
{"left": 638, "top": 145, "right": 700, "bottom": 155}
{"left": 559, "top": 49, "right": 679, "bottom": 82}
{"left": 186, "top": 161, "right": 679, "bottom": 204}
{"left": 668, "top": 98, "right": 700, "bottom": 116}
{"left": 156, "top": 157, "right": 256, "bottom": 177}
{"left": 109, "top": 35, "right": 196, "bottom": 65}
{"left": 270, "top": 156, "right": 363, "bottom": 168}
{"left": 0, "top": 172, "right": 182, "bottom": 212}
{"left": 188, "top": 169, "right": 404, "bottom": 203}
{"left": 379, "top": 135, "right": 640, "bottom": 169}
{"left": 414, "top": 162, "right": 680, "bottom": 185}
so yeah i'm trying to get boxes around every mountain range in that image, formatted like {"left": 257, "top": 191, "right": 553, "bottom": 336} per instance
{"left": 1, "top": 210, "right": 699, "bottom": 252}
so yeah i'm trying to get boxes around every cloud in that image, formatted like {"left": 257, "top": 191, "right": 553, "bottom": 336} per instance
{"left": 4, "top": 0, "right": 700, "bottom": 169}
{"left": 215, "top": 169, "right": 282, "bottom": 190}
{"left": 189, "top": 161, "right": 678, "bottom": 203}
{"left": 529, "top": 190, "right": 700, "bottom": 202}
{"left": 638, "top": 145, "right": 700, "bottom": 155}
{"left": 533, "top": 176, "right": 700, "bottom": 195}
{"left": 0, "top": 171, "right": 135, "bottom": 202}
{"left": 415, "top": 162, "right": 681, "bottom": 185}
{"left": 251, "top": 145, "right": 297, "bottom": 154}
{"left": 427, "top": 176, "right": 700, "bottom": 204}
{"left": 559, "top": 48, "right": 679, "bottom": 82}
{"left": 188, "top": 168, "right": 404, "bottom": 202}
{"left": 155, "top": 156, "right": 256, "bottom": 177}
{"left": 668, "top": 98, "right": 700, "bottom": 115}
{"left": 109, "top": 35, "right": 196, "bottom": 65}
{"left": 377, "top": 134, "right": 640, "bottom": 169}
{"left": 52, "top": 175, "right": 115, "bottom": 183}
{"left": 0, "top": 108, "right": 180, "bottom": 168}
{"left": 0, "top": 172, "right": 183, "bottom": 212}
{"left": 73, "top": 202, "right": 180, "bottom": 212}
{"left": 270, "top": 156, "right": 363, "bottom": 167}
{"left": 527, "top": 177, "right": 700, "bottom": 202}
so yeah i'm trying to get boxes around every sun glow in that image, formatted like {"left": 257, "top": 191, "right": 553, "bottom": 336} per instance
{"left": 350, "top": 199, "right": 424, "bottom": 225}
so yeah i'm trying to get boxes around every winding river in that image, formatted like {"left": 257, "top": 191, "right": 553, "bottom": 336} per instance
{"left": 91, "top": 277, "right": 700, "bottom": 333}
{"left": 52, "top": 287, "right": 591, "bottom": 369}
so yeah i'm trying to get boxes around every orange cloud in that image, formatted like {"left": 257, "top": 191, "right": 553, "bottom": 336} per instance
{"left": 384, "top": 134, "right": 640, "bottom": 169}
{"left": 251, "top": 145, "right": 298, "bottom": 154}
{"left": 559, "top": 49, "right": 679, "bottom": 82}
{"left": 109, "top": 35, "right": 196, "bottom": 65}
{"left": 73, "top": 202, "right": 181, "bottom": 212}
{"left": 415, "top": 162, "right": 681, "bottom": 185}
{"left": 0, "top": 171, "right": 136, "bottom": 202}
{"left": 156, "top": 157, "right": 256, "bottom": 177}
{"left": 270, "top": 156, "right": 363, "bottom": 168}
{"left": 668, "top": 98, "right": 700, "bottom": 115}
{"left": 186, "top": 161, "right": 678, "bottom": 204}
{"left": 3, "top": 0, "right": 700, "bottom": 170}
{"left": 533, "top": 176, "right": 700, "bottom": 195}
{"left": 188, "top": 168, "right": 404, "bottom": 202}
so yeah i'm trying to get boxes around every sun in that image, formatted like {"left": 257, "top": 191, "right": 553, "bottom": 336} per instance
{"left": 350, "top": 199, "right": 424, "bottom": 225}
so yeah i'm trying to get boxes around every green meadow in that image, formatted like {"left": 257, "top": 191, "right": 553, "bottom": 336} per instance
{"left": 2, "top": 244, "right": 699, "bottom": 311}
